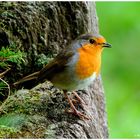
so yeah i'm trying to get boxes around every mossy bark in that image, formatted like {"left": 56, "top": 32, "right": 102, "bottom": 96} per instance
{"left": 0, "top": 1, "right": 108, "bottom": 138}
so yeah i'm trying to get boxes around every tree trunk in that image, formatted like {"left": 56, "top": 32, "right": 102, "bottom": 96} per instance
{"left": 0, "top": 2, "right": 108, "bottom": 138}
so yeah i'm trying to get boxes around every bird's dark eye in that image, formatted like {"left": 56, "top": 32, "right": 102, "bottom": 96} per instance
{"left": 89, "top": 39, "right": 95, "bottom": 44}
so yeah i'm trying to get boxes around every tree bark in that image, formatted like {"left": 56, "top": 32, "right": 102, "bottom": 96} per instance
{"left": 0, "top": 2, "right": 108, "bottom": 138}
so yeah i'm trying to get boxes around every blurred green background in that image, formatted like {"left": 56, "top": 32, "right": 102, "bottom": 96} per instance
{"left": 96, "top": 2, "right": 140, "bottom": 138}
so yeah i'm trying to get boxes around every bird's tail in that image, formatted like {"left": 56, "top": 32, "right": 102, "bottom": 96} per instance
{"left": 13, "top": 71, "right": 40, "bottom": 88}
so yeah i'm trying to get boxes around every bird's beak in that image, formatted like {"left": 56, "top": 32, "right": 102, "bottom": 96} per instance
{"left": 103, "top": 42, "right": 112, "bottom": 48}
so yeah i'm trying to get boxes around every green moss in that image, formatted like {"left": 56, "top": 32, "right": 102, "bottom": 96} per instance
{"left": 1, "top": 11, "right": 15, "bottom": 18}
{"left": 0, "top": 125, "right": 19, "bottom": 138}
{"left": 1, "top": 89, "right": 50, "bottom": 115}
{"left": 35, "top": 53, "right": 53, "bottom": 68}
{"left": 0, "top": 113, "right": 26, "bottom": 138}
{"left": 0, "top": 113, "right": 26, "bottom": 129}
{"left": 0, "top": 2, "right": 17, "bottom": 8}
{"left": 45, "top": 124, "right": 56, "bottom": 138}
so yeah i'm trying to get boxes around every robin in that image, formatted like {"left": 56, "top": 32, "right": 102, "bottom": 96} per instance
{"left": 13, "top": 33, "right": 111, "bottom": 120}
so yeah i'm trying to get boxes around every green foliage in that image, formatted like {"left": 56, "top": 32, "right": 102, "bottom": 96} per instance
{"left": 0, "top": 81, "right": 7, "bottom": 97}
{"left": 0, "top": 43, "right": 25, "bottom": 68}
{"left": 0, "top": 43, "right": 25, "bottom": 98}
{"left": 96, "top": 2, "right": 140, "bottom": 138}
{"left": 0, "top": 81, "right": 6, "bottom": 88}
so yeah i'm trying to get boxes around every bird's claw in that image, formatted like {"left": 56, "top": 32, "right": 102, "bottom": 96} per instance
{"left": 72, "top": 91, "right": 87, "bottom": 106}
{"left": 65, "top": 109, "right": 91, "bottom": 120}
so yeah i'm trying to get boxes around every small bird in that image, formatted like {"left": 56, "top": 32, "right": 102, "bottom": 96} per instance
{"left": 13, "top": 33, "right": 111, "bottom": 119}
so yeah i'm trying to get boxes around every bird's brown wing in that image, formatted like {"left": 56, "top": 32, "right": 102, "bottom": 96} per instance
{"left": 37, "top": 50, "right": 74, "bottom": 82}
{"left": 13, "top": 50, "right": 74, "bottom": 87}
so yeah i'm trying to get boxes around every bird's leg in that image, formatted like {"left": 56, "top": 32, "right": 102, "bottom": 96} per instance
{"left": 63, "top": 90, "right": 89, "bottom": 120}
{"left": 72, "top": 91, "right": 87, "bottom": 106}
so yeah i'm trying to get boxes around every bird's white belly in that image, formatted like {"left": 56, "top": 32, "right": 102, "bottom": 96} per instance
{"left": 75, "top": 72, "right": 97, "bottom": 90}
{"left": 52, "top": 72, "right": 97, "bottom": 91}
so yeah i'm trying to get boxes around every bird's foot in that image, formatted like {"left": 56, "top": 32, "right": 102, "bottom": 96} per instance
{"left": 64, "top": 90, "right": 90, "bottom": 120}
{"left": 71, "top": 98, "right": 79, "bottom": 104}
{"left": 72, "top": 91, "right": 87, "bottom": 107}
{"left": 66, "top": 109, "right": 90, "bottom": 120}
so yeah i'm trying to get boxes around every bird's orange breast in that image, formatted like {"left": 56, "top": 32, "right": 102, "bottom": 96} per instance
{"left": 75, "top": 44, "right": 101, "bottom": 79}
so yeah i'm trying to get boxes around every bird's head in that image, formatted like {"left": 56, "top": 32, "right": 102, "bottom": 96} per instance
{"left": 77, "top": 33, "right": 111, "bottom": 55}
{"left": 74, "top": 33, "right": 111, "bottom": 79}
